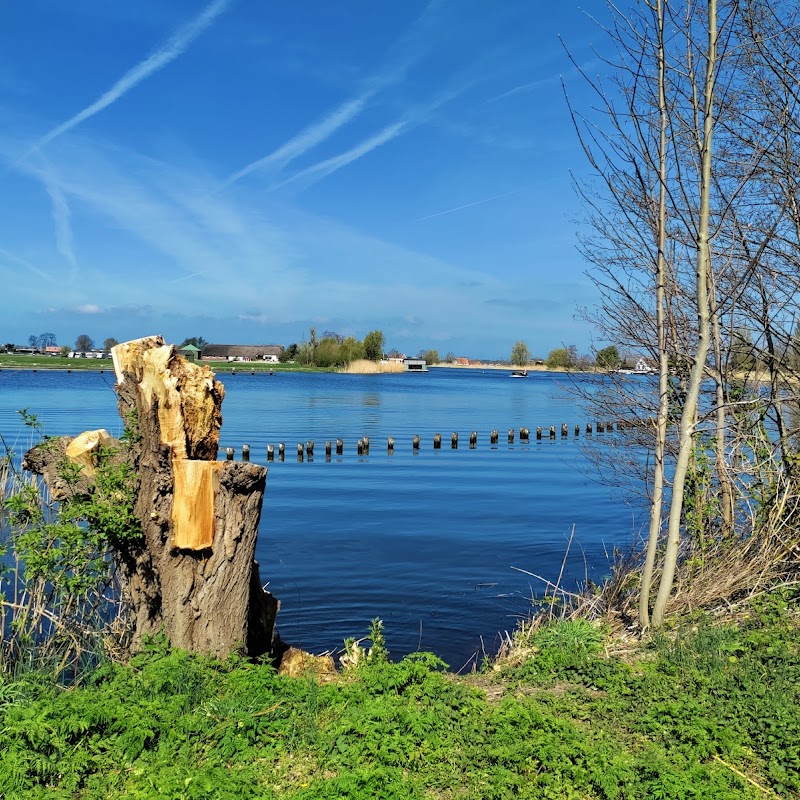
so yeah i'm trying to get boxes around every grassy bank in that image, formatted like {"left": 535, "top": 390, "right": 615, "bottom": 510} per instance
{"left": 0, "top": 354, "right": 335, "bottom": 373}
{"left": 1, "top": 588, "right": 798, "bottom": 799}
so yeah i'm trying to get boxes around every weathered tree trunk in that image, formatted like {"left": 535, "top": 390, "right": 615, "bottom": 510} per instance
{"left": 25, "top": 335, "right": 278, "bottom": 658}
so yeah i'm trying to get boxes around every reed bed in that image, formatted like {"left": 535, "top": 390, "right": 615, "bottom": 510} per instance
{"left": 338, "top": 359, "right": 405, "bottom": 374}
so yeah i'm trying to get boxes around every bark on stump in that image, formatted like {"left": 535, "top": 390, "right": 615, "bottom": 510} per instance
{"left": 23, "top": 335, "right": 278, "bottom": 659}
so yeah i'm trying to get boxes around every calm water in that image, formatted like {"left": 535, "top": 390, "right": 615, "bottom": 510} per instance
{"left": 0, "top": 367, "right": 644, "bottom": 667}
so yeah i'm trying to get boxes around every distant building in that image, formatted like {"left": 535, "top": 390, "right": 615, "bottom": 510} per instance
{"left": 455, "top": 357, "right": 470, "bottom": 366}
{"left": 201, "top": 344, "right": 284, "bottom": 362}
{"left": 403, "top": 358, "right": 428, "bottom": 372}
{"left": 178, "top": 343, "right": 201, "bottom": 362}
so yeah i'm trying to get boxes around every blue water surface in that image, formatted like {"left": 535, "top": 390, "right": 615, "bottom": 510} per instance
{"left": 0, "top": 367, "right": 644, "bottom": 667}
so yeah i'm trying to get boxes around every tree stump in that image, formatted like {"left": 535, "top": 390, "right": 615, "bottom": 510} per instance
{"left": 24, "top": 335, "right": 278, "bottom": 659}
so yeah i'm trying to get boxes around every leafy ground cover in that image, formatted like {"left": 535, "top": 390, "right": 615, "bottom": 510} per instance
{"left": 1, "top": 588, "right": 798, "bottom": 799}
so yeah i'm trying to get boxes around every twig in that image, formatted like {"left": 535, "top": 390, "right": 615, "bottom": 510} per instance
{"left": 712, "top": 755, "right": 780, "bottom": 798}
{"left": 550, "top": 525, "right": 576, "bottom": 620}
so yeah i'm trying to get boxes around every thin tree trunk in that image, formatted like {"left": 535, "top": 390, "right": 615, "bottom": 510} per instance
{"left": 653, "top": 0, "right": 717, "bottom": 626}
{"left": 639, "top": 0, "right": 670, "bottom": 631}
{"left": 710, "top": 275, "right": 735, "bottom": 537}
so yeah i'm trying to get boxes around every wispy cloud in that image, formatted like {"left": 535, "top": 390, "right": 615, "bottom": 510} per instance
{"left": 76, "top": 303, "right": 104, "bottom": 314}
{"left": 223, "top": 0, "right": 445, "bottom": 187}
{"left": 38, "top": 158, "right": 78, "bottom": 280}
{"left": 168, "top": 271, "right": 207, "bottom": 283}
{"left": 0, "top": 247, "right": 55, "bottom": 282}
{"left": 416, "top": 191, "right": 516, "bottom": 222}
{"left": 223, "top": 93, "right": 375, "bottom": 186}
{"left": 275, "top": 121, "right": 408, "bottom": 189}
{"left": 24, "top": 0, "right": 232, "bottom": 157}
{"left": 275, "top": 81, "right": 474, "bottom": 191}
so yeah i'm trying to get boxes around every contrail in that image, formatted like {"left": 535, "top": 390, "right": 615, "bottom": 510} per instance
{"left": 25, "top": 0, "right": 232, "bottom": 156}
{"left": 223, "top": 93, "right": 375, "bottom": 187}
{"left": 416, "top": 191, "right": 516, "bottom": 221}
{"left": 275, "top": 121, "right": 407, "bottom": 189}
{"left": 224, "top": 0, "right": 443, "bottom": 187}
{"left": 168, "top": 270, "right": 207, "bottom": 283}
{"left": 275, "top": 82, "right": 471, "bottom": 191}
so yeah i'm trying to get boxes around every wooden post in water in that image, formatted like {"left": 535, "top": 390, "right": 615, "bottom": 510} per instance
{"left": 363, "top": 436, "right": 370, "bottom": 454}
{"left": 306, "top": 441, "right": 314, "bottom": 458}
{"left": 297, "top": 444, "right": 304, "bottom": 462}
{"left": 598, "top": 422, "right": 605, "bottom": 433}
{"left": 226, "top": 447, "right": 234, "bottom": 461}
{"left": 575, "top": 424, "right": 580, "bottom": 437}
{"left": 451, "top": 432, "right": 458, "bottom": 449}
{"left": 490, "top": 430, "right": 499, "bottom": 444}
{"left": 412, "top": 435, "right": 420, "bottom": 450}
{"left": 336, "top": 439, "right": 343, "bottom": 455}
{"left": 388, "top": 436, "right": 394, "bottom": 454}
{"left": 325, "top": 441, "right": 332, "bottom": 458}
{"left": 469, "top": 431, "right": 477, "bottom": 449}
{"left": 267, "top": 444, "right": 274, "bottom": 462}
{"left": 508, "top": 428, "right": 515, "bottom": 444}
{"left": 242, "top": 444, "right": 250, "bottom": 462}
{"left": 278, "top": 442, "right": 285, "bottom": 461}
{"left": 434, "top": 433, "right": 442, "bottom": 449}
{"left": 561, "top": 424, "right": 568, "bottom": 438}
{"left": 586, "top": 423, "right": 592, "bottom": 435}
{"left": 357, "top": 438, "right": 364, "bottom": 455}
{"left": 536, "top": 427, "right": 542, "bottom": 440}
{"left": 549, "top": 426, "right": 556, "bottom": 439}
{"left": 520, "top": 427, "right": 530, "bottom": 442}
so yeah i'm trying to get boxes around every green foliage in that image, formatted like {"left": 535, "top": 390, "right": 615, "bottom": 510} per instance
{"left": 418, "top": 348, "right": 439, "bottom": 365}
{"left": 339, "top": 336, "right": 365, "bottom": 364}
{"left": 311, "top": 337, "right": 346, "bottom": 368}
{"left": 546, "top": 346, "right": 576, "bottom": 369}
{"left": 280, "top": 342, "right": 298, "bottom": 362}
{"left": 362, "top": 330, "right": 385, "bottom": 361}
{"left": 0, "top": 598, "right": 796, "bottom": 797}
{"left": 510, "top": 340, "right": 530, "bottom": 367}
{"left": 342, "top": 618, "right": 390, "bottom": 670}
{"left": 1, "top": 416, "right": 141, "bottom": 679}
{"left": 595, "top": 345, "right": 620, "bottom": 369}
{"left": 66, "top": 446, "right": 142, "bottom": 545}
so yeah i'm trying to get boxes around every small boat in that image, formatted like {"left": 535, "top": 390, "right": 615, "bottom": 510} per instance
{"left": 510, "top": 369, "right": 528, "bottom": 378}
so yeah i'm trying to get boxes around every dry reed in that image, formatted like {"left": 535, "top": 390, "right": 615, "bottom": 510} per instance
{"left": 338, "top": 359, "right": 405, "bottom": 374}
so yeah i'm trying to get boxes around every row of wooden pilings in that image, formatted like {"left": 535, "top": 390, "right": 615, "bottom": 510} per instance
{"left": 224, "top": 421, "right": 630, "bottom": 463}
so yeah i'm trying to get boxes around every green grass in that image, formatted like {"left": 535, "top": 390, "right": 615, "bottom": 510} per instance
{"left": 0, "top": 354, "right": 335, "bottom": 373}
{"left": 0, "top": 354, "right": 113, "bottom": 370}
{"left": 1, "top": 590, "right": 799, "bottom": 799}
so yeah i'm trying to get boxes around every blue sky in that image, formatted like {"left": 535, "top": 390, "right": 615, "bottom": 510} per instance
{"left": 0, "top": 0, "right": 607, "bottom": 359}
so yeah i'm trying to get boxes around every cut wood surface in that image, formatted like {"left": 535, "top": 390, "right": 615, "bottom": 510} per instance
{"left": 26, "top": 335, "right": 278, "bottom": 659}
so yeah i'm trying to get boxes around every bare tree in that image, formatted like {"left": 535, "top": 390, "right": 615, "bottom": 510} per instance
{"left": 75, "top": 334, "right": 94, "bottom": 352}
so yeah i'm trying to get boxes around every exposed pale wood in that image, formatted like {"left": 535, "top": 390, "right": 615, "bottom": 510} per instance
{"left": 26, "top": 335, "right": 278, "bottom": 659}
{"left": 171, "top": 459, "right": 221, "bottom": 550}
{"left": 64, "top": 429, "right": 113, "bottom": 478}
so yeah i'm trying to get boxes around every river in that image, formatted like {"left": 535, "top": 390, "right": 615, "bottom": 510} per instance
{"left": 0, "top": 366, "right": 645, "bottom": 667}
